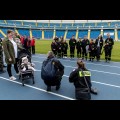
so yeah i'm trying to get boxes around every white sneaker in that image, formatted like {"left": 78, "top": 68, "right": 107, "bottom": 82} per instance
{"left": 10, "top": 76, "right": 16, "bottom": 81}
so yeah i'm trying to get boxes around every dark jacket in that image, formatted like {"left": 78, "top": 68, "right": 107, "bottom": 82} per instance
{"left": 23, "top": 38, "right": 28, "bottom": 49}
{"left": 41, "top": 56, "right": 64, "bottom": 86}
{"left": 51, "top": 42, "right": 57, "bottom": 51}
{"left": 81, "top": 39, "right": 90, "bottom": 49}
{"left": 105, "top": 37, "right": 114, "bottom": 49}
{"left": 69, "top": 68, "right": 92, "bottom": 89}
{"left": 61, "top": 42, "right": 68, "bottom": 51}
{"left": 41, "top": 56, "right": 64, "bottom": 78}
{"left": 95, "top": 39, "right": 103, "bottom": 48}
{"left": 2, "top": 37, "right": 24, "bottom": 64}
{"left": 0, "top": 40, "right": 3, "bottom": 55}
{"left": 2, "top": 37, "right": 16, "bottom": 64}
{"left": 56, "top": 41, "right": 62, "bottom": 51}
{"left": 76, "top": 41, "right": 82, "bottom": 50}
{"left": 89, "top": 42, "right": 97, "bottom": 52}
{"left": 69, "top": 38, "right": 76, "bottom": 48}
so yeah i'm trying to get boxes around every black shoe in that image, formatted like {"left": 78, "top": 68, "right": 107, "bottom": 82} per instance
{"left": 90, "top": 88, "right": 98, "bottom": 95}
{"left": 47, "top": 86, "right": 51, "bottom": 91}
{"left": 56, "top": 85, "right": 60, "bottom": 91}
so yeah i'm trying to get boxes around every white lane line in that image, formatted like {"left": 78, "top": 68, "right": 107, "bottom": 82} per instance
{"left": 32, "top": 61, "right": 120, "bottom": 89}
{"left": 0, "top": 76, "right": 75, "bottom": 100}
{"left": 33, "top": 61, "right": 120, "bottom": 76}
{"left": 34, "top": 54, "right": 120, "bottom": 63}
{"left": 63, "top": 75, "right": 120, "bottom": 89}
{"left": 32, "top": 56, "right": 120, "bottom": 69}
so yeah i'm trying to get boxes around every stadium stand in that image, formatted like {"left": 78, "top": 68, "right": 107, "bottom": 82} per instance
{"left": 0, "top": 20, "right": 120, "bottom": 41}
{"left": 78, "top": 30, "right": 88, "bottom": 38}
{"left": 32, "top": 30, "right": 42, "bottom": 39}
{"left": 50, "top": 23, "right": 60, "bottom": 27}
{"left": 66, "top": 30, "right": 76, "bottom": 39}
{"left": 117, "top": 29, "right": 120, "bottom": 40}
{"left": 90, "top": 30, "right": 101, "bottom": 39}
{"left": 18, "top": 28, "right": 30, "bottom": 36}
{"left": 44, "top": 30, "right": 54, "bottom": 39}
{"left": 103, "top": 29, "right": 115, "bottom": 39}
{"left": 23, "top": 21, "right": 36, "bottom": 27}
{"left": 73, "top": 23, "right": 83, "bottom": 27}
{"left": 55, "top": 30, "right": 65, "bottom": 38}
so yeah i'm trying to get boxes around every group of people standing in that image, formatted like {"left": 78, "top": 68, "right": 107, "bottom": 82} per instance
{"left": 51, "top": 36, "right": 68, "bottom": 58}
{"left": 51, "top": 33, "right": 114, "bottom": 62}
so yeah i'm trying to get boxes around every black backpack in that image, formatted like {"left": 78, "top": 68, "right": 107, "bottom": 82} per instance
{"left": 41, "top": 58, "right": 57, "bottom": 81}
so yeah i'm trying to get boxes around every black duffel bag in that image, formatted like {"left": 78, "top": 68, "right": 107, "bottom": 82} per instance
{"left": 75, "top": 88, "right": 91, "bottom": 100}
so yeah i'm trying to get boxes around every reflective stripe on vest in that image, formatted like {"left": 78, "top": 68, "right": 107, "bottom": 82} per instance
{"left": 79, "top": 71, "right": 91, "bottom": 77}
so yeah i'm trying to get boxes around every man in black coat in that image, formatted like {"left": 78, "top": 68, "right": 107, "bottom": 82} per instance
{"left": 104, "top": 33, "right": 114, "bottom": 62}
{"left": 69, "top": 35, "right": 76, "bottom": 58}
{"left": 95, "top": 35, "right": 103, "bottom": 61}
{"left": 81, "top": 36, "right": 90, "bottom": 60}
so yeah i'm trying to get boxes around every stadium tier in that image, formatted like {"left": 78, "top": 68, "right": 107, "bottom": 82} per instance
{"left": 17, "top": 28, "right": 30, "bottom": 36}
{"left": 32, "top": 30, "right": 42, "bottom": 39}
{"left": 66, "top": 30, "right": 76, "bottom": 39}
{"left": 90, "top": 30, "right": 101, "bottom": 39}
{"left": 0, "top": 20, "right": 120, "bottom": 40}
{"left": 56, "top": 30, "right": 65, "bottom": 38}
{"left": 1, "top": 20, "right": 120, "bottom": 28}
{"left": 78, "top": 30, "right": 88, "bottom": 38}
{"left": 50, "top": 23, "right": 60, "bottom": 27}
{"left": 44, "top": 30, "right": 54, "bottom": 39}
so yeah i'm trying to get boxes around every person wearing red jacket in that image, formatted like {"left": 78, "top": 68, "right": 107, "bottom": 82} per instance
{"left": 20, "top": 35, "right": 24, "bottom": 45}
{"left": 31, "top": 37, "right": 35, "bottom": 54}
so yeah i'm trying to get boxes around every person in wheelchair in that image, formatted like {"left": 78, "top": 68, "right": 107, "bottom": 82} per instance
{"left": 69, "top": 59, "right": 98, "bottom": 100}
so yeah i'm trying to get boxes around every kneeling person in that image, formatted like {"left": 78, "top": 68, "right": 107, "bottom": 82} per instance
{"left": 41, "top": 51, "right": 64, "bottom": 91}
{"left": 69, "top": 59, "right": 97, "bottom": 100}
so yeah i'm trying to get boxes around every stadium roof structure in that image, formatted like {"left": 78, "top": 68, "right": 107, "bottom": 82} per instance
{"left": 16, "top": 20, "right": 120, "bottom": 23}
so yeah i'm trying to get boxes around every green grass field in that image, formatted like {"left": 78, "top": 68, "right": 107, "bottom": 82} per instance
{"left": 35, "top": 40, "right": 120, "bottom": 62}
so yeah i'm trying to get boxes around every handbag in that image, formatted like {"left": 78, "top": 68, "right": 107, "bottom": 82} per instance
{"left": 75, "top": 69, "right": 91, "bottom": 100}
